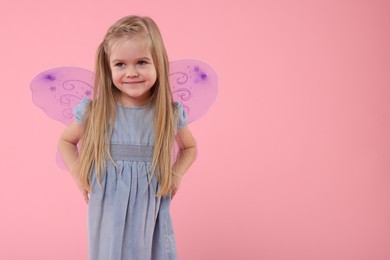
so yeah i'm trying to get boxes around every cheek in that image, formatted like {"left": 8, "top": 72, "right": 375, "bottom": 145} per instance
{"left": 151, "top": 70, "right": 157, "bottom": 82}
{"left": 111, "top": 71, "right": 121, "bottom": 82}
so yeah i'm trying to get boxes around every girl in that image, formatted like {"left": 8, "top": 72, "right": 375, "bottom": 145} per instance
{"left": 58, "top": 15, "right": 197, "bottom": 260}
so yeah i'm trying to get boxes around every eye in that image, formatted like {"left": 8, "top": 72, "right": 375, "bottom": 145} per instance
{"left": 114, "top": 62, "right": 126, "bottom": 68}
{"left": 137, "top": 60, "right": 147, "bottom": 66}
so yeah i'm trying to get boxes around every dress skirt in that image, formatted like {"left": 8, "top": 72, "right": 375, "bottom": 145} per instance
{"left": 88, "top": 158, "right": 177, "bottom": 260}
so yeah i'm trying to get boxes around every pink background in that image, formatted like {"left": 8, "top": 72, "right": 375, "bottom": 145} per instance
{"left": 1, "top": 0, "right": 389, "bottom": 259}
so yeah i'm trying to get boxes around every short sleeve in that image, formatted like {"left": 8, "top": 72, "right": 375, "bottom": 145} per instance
{"left": 73, "top": 98, "right": 91, "bottom": 124}
{"left": 175, "top": 102, "right": 188, "bottom": 130}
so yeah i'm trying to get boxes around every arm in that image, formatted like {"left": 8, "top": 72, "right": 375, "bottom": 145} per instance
{"left": 171, "top": 126, "right": 197, "bottom": 198}
{"left": 57, "top": 121, "right": 89, "bottom": 203}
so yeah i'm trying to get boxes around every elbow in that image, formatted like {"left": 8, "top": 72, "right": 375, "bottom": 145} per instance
{"left": 191, "top": 143, "right": 198, "bottom": 162}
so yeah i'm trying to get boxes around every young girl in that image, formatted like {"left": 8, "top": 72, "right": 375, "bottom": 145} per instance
{"left": 58, "top": 15, "right": 197, "bottom": 260}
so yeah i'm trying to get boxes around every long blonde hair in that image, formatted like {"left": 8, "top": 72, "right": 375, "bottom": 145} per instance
{"left": 78, "top": 15, "right": 176, "bottom": 196}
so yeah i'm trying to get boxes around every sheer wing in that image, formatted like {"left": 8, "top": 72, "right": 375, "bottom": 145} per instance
{"left": 169, "top": 59, "right": 218, "bottom": 123}
{"left": 30, "top": 67, "right": 94, "bottom": 125}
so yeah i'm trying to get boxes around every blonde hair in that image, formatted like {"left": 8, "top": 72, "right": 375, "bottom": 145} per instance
{"left": 78, "top": 15, "right": 176, "bottom": 196}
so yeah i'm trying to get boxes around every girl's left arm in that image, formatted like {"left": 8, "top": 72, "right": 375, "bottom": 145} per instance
{"left": 172, "top": 126, "right": 197, "bottom": 197}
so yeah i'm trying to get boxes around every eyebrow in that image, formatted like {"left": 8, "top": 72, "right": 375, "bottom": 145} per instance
{"left": 111, "top": 57, "right": 152, "bottom": 63}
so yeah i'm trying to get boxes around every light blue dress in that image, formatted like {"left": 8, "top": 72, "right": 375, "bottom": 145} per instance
{"left": 73, "top": 98, "right": 187, "bottom": 260}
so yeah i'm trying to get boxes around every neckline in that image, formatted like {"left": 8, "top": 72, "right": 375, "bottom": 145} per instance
{"left": 116, "top": 103, "right": 146, "bottom": 110}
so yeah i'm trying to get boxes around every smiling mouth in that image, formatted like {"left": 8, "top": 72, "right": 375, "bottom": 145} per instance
{"left": 123, "top": 81, "right": 144, "bottom": 85}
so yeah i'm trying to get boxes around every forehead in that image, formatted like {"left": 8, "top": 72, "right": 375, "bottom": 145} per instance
{"left": 108, "top": 36, "right": 152, "bottom": 58}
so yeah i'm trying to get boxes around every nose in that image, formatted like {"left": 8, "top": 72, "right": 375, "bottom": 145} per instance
{"left": 126, "top": 66, "right": 139, "bottom": 77}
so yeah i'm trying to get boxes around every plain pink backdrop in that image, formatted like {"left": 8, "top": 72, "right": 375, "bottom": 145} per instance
{"left": 1, "top": 0, "right": 389, "bottom": 259}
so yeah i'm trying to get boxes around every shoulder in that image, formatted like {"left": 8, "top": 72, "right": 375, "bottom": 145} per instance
{"left": 173, "top": 102, "right": 188, "bottom": 130}
{"left": 73, "top": 97, "right": 92, "bottom": 124}
{"left": 172, "top": 102, "right": 186, "bottom": 117}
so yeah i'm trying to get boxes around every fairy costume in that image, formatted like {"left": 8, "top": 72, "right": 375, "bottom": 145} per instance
{"left": 74, "top": 98, "right": 188, "bottom": 260}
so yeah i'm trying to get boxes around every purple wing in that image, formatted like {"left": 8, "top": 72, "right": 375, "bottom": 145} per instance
{"left": 30, "top": 67, "right": 94, "bottom": 125}
{"left": 169, "top": 59, "right": 218, "bottom": 123}
{"left": 31, "top": 67, "right": 94, "bottom": 170}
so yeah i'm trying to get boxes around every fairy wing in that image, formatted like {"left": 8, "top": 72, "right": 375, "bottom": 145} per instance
{"left": 31, "top": 60, "right": 218, "bottom": 169}
{"left": 169, "top": 59, "right": 218, "bottom": 164}
{"left": 30, "top": 67, "right": 94, "bottom": 170}
{"left": 169, "top": 59, "right": 218, "bottom": 123}
{"left": 30, "top": 67, "right": 94, "bottom": 125}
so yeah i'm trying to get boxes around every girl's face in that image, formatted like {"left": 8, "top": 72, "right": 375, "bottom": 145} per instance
{"left": 109, "top": 36, "right": 157, "bottom": 107}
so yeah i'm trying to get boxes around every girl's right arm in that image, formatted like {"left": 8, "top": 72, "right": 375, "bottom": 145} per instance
{"left": 58, "top": 121, "right": 89, "bottom": 203}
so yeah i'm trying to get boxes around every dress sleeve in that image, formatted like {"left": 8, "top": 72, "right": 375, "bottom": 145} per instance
{"left": 174, "top": 102, "right": 188, "bottom": 130}
{"left": 73, "top": 98, "right": 91, "bottom": 124}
